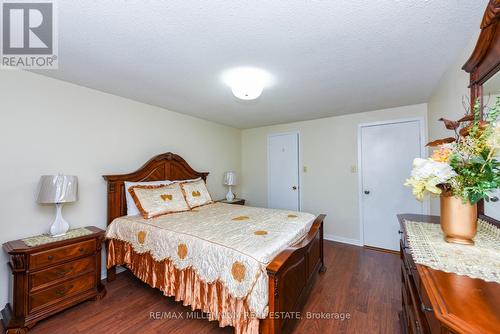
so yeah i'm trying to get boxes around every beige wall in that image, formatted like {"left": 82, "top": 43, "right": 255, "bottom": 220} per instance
{"left": 0, "top": 28, "right": 479, "bottom": 311}
{"left": 241, "top": 104, "right": 428, "bottom": 244}
{"left": 427, "top": 33, "right": 479, "bottom": 214}
{"left": 0, "top": 70, "right": 241, "bottom": 308}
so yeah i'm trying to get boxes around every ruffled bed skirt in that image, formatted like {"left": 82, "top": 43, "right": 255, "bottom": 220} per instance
{"left": 107, "top": 239, "right": 260, "bottom": 334}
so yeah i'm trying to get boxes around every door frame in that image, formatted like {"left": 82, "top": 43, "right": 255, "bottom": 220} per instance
{"left": 267, "top": 131, "right": 301, "bottom": 211}
{"left": 357, "top": 117, "right": 429, "bottom": 246}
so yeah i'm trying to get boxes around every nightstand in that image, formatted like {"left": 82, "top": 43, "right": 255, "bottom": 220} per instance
{"left": 218, "top": 198, "right": 245, "bottom": 205}
{"left": 1, "top": 226, "right": 106, "bottom": 333}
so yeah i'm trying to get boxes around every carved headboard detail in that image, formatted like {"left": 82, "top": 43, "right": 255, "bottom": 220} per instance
{"left": 102, "top": 152, "right": 209, "bottom": 225}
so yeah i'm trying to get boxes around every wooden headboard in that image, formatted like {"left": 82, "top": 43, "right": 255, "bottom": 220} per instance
{"left": 102, "top": 152, "right": 209, "bottom": 225}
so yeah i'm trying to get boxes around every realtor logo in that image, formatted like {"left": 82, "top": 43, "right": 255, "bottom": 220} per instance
{"left": 1, "top": 0, "right": 58, "bottom": 69}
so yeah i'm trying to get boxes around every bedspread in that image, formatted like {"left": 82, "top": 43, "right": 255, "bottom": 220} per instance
{"left": 106, "top": 202, "right": 315, "bottom": 318}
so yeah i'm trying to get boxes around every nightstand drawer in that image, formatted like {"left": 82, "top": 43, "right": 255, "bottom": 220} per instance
{"left": 3, "top": 226, "right": 105, "bottom": 332}
{"left": 30, "top": 239, "right": 96, "bottom": 270}
{"left": 29, "top": 272, "right": 95, "bottom": 312}
{"left": 30, "top": 256, "right": 95, "bottom": 291}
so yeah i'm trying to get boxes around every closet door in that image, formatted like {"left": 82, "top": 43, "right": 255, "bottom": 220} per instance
{"left": 360, "top": 120, "right": 424, "bottom": 251}
{"left": 268, "top": 132, "right": 300, "bottom": 211}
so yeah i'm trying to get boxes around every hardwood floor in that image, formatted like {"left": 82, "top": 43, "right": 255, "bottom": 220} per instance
{"left": 1, "top": 241, "right": 401, "bottom": 333}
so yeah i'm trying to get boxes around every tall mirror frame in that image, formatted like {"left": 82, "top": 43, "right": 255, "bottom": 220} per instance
{"left": 463, "top": 0, "right": 500, "bottom": 224}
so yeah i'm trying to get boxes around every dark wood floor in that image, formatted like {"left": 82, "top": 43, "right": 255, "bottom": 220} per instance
{"left": 1, "top": 241, "right": 401, "bottom": 333}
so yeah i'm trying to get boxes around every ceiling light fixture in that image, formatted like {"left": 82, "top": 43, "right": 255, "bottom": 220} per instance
{"left": 222, "top": 67, "right": 273, "bottom": 100}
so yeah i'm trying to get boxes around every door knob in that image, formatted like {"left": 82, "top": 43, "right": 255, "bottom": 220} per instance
{"left": 491, "top": 196, "right": 499, "bottom": 202}
{"left": 364, "top": 190, "right": 370, "bottom": 195}
{"left": 292, "top": 186, "right": 297, "bottom": 190}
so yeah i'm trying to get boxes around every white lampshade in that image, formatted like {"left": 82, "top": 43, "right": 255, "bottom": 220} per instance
{"left": 37, "top": 175, "right": 78, "bottom": 204}
{"left": 223, "top": 171, "right": 237, "bottom": 186}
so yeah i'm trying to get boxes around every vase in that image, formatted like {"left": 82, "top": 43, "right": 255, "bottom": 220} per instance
{"left": 440, "top": 194, "right": 478, "bottom": 245}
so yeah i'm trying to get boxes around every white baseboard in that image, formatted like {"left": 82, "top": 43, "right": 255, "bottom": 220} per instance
{"left": 324, "top": 234, "right": 363, "bottom": 246}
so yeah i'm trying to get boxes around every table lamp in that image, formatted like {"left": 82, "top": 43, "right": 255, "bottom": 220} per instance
{"left": 37, "top": 174, "right": 78, "bottom": 237}
{"left": 223, "top": 171, "right": 237, "bottom": 202}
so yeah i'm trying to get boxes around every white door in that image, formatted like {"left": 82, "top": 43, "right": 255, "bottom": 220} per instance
{"left": 268, "top": 133, "right": 300, "bottom": 210}
{"left": 360, "top": 120, "right": 424, "bottom": 251}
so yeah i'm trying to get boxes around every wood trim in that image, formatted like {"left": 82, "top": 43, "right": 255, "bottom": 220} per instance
{"left": 481, "top": 0, "right": 500, "bottom": 29}
{"left": 263, "top": 214, "right": 326, "bottom": 334}
{"left": 417, "top": 266, "right": 487, "bottom": 334}
{"left": 463, "top": 0, "right": 500, "bottom": 109}
{"left": 462, "top": 0, "right": 500, "bottom": 75}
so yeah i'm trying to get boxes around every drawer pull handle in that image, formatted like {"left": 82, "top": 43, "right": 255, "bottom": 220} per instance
{"left": 79, "top": 248, "right": 85, "bottom": 253}
{"left": 55, "top": 284, "right": 74, "bottom": 296}
{"left": 421, "top": 302, "right": 433, "bottom": 313}
{"left": 415, "top": 320, "right": 422, "bottom": 334}
{"left": 56, "top": 267, "right": 73, "bottom": 276}
{"left": 47, "top": 255, "right": 54, "bottom": 261}
{"left": 398, "top": 230, "right": 403, "bottom": 234}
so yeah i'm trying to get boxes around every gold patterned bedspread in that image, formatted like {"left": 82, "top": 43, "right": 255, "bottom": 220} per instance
{"left": 106, "top": 202, "right": 315, "bottom": 318}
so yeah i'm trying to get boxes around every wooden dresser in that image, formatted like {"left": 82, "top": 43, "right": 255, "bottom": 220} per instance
{"left": 398, "top": 214, "right": 500, "bottom": 334}
{"left": 1, "top": 227, "right": 106, "bottom": 333}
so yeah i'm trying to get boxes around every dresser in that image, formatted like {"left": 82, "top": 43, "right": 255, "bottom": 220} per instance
{"left": 1, "top": 227, "right": 106, "bottom": 333}
{"left": 398, "top": 214, "right": 500, "bottom": 334}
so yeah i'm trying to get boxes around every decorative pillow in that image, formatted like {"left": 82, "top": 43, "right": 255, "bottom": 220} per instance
{"left": 180, "top": 179, "right": 213, "bottom": 208}
{"left": 128, "top": 183, "right": 190, "bottom": 219}
{"left": 124, "top": 180, "right": 173, "bottom": 216}
{"left": 124, "top": 178, "right": 201, "bottom": 216}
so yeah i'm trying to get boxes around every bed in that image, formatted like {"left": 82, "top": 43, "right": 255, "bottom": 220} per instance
{"left": 103, "top": 153, "right": 326, "bottom": 334}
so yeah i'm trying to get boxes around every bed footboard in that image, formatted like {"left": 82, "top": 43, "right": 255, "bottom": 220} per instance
{"left": 261, "top": 214, "right": 326, "bottom": 334}
{"left": 106, "top": 239, "right": 117, "bottom": 282}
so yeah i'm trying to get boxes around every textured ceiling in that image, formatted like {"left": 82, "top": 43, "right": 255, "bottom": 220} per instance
{"left": 39, "top": 0, "right": 486, "bottom": 128}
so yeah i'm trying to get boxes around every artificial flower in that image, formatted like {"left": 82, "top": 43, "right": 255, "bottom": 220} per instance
{"left": 404, "top": 158, "right": 456, "bottom": 201}
{"left": 405, "top": 98, "right": 499, "bottom": 204}
{"left": 431, "top": 145, "right": 453, "bottom": 163}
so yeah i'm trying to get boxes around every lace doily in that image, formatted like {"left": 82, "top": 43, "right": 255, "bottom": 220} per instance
{"left": 404, "top": 219, "right": 500, "bottom": 283}
{"left": 23, "top": 227, "right": 93, "bottom": 247}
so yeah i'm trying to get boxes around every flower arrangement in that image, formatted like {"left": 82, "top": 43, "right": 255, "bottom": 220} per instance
{"left": 405, "top": 97, "right": 500, "bottom": 204}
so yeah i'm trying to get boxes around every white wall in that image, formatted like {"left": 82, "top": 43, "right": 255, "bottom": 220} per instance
{"left": 241, "top": 104, "right": 428, "bottom": 244}
{"left": 0, "top": 70, "right": 241, "bottom": 308}
{"left": 427, "top": 33, "right": 479, "bottom": 214}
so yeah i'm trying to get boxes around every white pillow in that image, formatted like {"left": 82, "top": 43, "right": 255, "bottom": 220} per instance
{"left": 180, "top": 179, "right": 213, "bottom": 208}
{"left": 129, "top": 183, "right": 191, "bottom": 219}
{"left": 125, "top": 180, "right": 172, "bottom": 216}
{"left": 124, "top": 178, "right": 201, "bottom": 216}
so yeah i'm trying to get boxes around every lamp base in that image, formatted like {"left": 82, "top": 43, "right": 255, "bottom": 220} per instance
{"left": 226, "top": 186, "right": 235, "bottom": 202}
{"left": 50, "top": 203, "right": 70, "bottom": 237}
